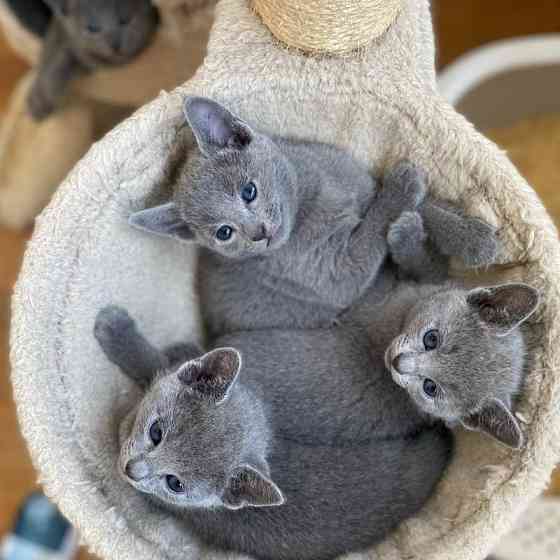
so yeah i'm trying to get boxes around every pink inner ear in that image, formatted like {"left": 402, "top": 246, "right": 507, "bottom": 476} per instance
{"left": 211, "top": 119, "right": 234, "bottom": 147}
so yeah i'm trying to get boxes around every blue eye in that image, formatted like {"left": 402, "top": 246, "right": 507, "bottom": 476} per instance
{"left": 241, "top": 182, "right": 257, "bottom": 203}
{"left": 216, "top": 225, "right": 233, "bottom": 241}
{"left": 166, "top": 475, "right": 185, "bottom": 493}
{"left": 423, "top": 329, "right": 440, "bottom": 351}
{"left": 423, "top": 378, "right": 438, "bottom": 398}
{"left": 149, "top": 420, "right": 163, "bottom": 446}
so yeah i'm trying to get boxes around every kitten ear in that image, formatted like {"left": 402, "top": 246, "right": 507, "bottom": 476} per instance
{"left": 467, "top": 283, "right": 539, "bottom": 335}
{"left": 177, "top": 348, "right": 242, "bottom": 403}
{"left": 129, "top": 203, "right": 195, "bottom": 242}
{"left": 461, "top": 398, "right": 523, "bottom": 449}
{"left": 223, "top": 465, "right": 285, "bottom": 510}
{"left": 184, "top": 96, "right": 254, "bottom": 156}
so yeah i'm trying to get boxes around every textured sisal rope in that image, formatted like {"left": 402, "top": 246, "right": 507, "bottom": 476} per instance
{"left": 252, "top": 0, "right": 402, "bottom": 54}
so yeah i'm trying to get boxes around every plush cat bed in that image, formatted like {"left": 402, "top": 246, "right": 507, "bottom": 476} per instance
{"left": 0, "top": 0, "right": 215, "bottom": 229}
{"left": 10, "top": 0, "right": 560, "bottom": 559}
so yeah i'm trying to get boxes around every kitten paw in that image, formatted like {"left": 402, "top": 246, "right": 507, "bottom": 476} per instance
{"left": 457, "top": 218, "right": 500, "bottom": 267}
{"left": 94, "top": 305, "right": 136, "bottom": 345}
{"left": 382, "top": 161, "right": 427, "bottom": 217}
{"left": 387, "top": 211, "right": 427, "bottom": 259}
{"left": 27, "top": 87, "right": 56, "bottom": 121}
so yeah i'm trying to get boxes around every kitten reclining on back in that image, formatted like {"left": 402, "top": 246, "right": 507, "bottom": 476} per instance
{"left": 28, "top": 0, "right": 158, "bottom": 120}
{"left": 369, "top": 212, "right": 539, "bottom": 448}
{"left": 130, "top": 97, "right": 498, "bottom": 336}
{"left": 94, "top": 306, "right": 452, "bottom": 560}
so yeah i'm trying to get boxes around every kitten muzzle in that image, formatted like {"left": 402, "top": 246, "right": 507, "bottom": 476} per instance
{"left": 125, "top": 458, "right": 151, "bottom": 482}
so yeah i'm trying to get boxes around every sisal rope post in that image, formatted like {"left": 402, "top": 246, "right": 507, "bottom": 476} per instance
{"left": 252, "top": 0, "right": 402, "bottom": 54}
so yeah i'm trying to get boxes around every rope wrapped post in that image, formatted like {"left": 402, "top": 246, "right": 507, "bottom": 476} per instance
{"left": 252, "top": 0, "right": 402, "bottom": 53}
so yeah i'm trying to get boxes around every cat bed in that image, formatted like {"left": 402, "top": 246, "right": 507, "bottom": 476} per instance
{"left": 0, "top": 0, "right": 215, "bottom": 229}
{"left": 10, "top": 0, "right": 560, "bottom": 559}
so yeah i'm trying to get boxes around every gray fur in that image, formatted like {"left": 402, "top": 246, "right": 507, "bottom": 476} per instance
{"left": 28, "top": 0, "right": 158, "bottom": 120}
{"left": 94, "top": 306, "right": 452, "bottom": 560}
{"left": 379, "top": 212, "right": 538, "bottom": 449}
{"left": 129, "top": 97, "right": 498, "bottom": 337}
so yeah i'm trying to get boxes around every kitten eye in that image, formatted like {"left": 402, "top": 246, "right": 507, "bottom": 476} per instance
{"left": 86, "top": 22, "right": 101, "bottom": 33}
{"left": 423, "top": 378, "right": 438, "bottom": 398}
{"left": 166, "top": 475, "right": 185, "bottom": 493}
{"left": 241, "top": 182, "right": 257, "bottom": 203}
{"left": 149, "top": 420, "right": 163, "bottom": 446}
{"left": 423, "top": 329, "right": 440, "bottom": 351}
{"left": 216, "top": 225, "right": 234, "bottom": 241}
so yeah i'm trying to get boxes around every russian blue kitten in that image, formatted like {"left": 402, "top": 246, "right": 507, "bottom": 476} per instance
{"left": 130, "top": 97, "right": 498, "bottom": 337}
{"left": 28, "top": 0, "right": 158, "bottom": 120}
{"left": 376, "top": 211, "right": 539, "bottom": 448}
{"left": 94, "top": 305, "right": 452, "bottom": 560}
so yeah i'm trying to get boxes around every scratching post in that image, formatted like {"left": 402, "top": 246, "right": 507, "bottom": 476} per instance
{"left": 252, "top": 0, "right": 402, "bottom": 53}
{"left": 10, "top": 1, "right": 560, "bottom": 560}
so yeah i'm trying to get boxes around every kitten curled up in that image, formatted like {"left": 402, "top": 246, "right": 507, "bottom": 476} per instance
{"left": 28, "top": 0, "right": 158, "bottom": 120}
{"left": 94, "top": 304, "right": 452, "bottom": 560}
{"left": 93, "top": 193, "right": 509, "bottom": 557}
{"left": 373, "top": 211, "right": 539, "bottom": 449}
{"left": 130, "top": 96, "right": 499, "bottom": 337}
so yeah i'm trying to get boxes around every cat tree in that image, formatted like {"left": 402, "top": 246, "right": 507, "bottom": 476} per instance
{"left": 10, "top": 0, "right": 560, "bottom": 559}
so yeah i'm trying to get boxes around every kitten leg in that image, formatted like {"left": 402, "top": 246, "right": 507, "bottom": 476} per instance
{"left": 27, "top": 22, "right": 86, "bottom": 120}
{"left": 420, "top": 201, "right": 499, "bottom": 267}
{"left": 327, "top": 161, "right": 426, "bottom": 307}
{"left": 94, "top": 305, "right": 166, "bottom": 388}
{"left": 387, "top": 211, "right": 448, "bottom": 282}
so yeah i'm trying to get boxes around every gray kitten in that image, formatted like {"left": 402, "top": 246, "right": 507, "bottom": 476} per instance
{"left": 94, "top": 306, "right": 452, "bottom": 560}
{"left": 130, "top": 97, "right": 498, "bottom": 337}
{"left": 28, "top": 0, "right": 158, "bottom": 120}
{"left": 376, "top": 211, "right": 539, "bottom": 448}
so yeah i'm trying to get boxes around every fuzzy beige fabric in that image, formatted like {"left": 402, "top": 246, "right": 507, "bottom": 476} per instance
{"left": 10, "top": 1, "right": 560, "bottom": 560}
{"left": 0, "top": 0, "right": 215, "bottom": 229}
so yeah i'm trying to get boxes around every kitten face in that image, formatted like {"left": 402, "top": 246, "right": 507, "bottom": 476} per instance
{"left": 177, "top": 140, "right": 293, "bottom": 259}
{"left": 179, "top": 97, "right": 297, "bottom": 258}
{"left": 50, "top": 0, "right": 157, "bottom": 62}
{"left": 129, "top": 98, "right": 298, "bottom": 259}
{"left": 118, "top": 348, "right": 284, "bottom": 510}
{"left": 119, "top": 372, "right": 234, "bottom": 508}
{"left": 384, "top": 284, "right": 538, "bottom": 447}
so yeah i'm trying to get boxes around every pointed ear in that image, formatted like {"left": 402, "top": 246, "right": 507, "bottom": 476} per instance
{"left": 467, "top": 283, "right": 539, "bottom": 335}
{"left": 184, "top": 96, "right": 254, "bottom": 156}
{"left": 461, "top": 398, "right": 523, "bottom": 449}
{"left": 129, "top": 202, "right": 195, "bottom": 242}
{"left": 177, "top": 348, "right": 242, "bottom": 403}
{"left": 223, "top": 465, "right": 285, "bottom": 510}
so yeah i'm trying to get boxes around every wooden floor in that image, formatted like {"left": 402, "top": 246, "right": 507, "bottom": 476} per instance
{"left": 0, "top": 2, "right": 559, "bottom": 557}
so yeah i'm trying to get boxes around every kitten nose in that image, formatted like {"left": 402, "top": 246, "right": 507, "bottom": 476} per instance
{"left": 392, "top": 353, "right": 415, "bottom": 375}
{"left": 125, "top": 459, "right": 150, "bottom": 481}
{"left": 391, "top": 352, "right": 417, "bottom": 375}
{"left": 252, "top": 223, "right": 269, "bottom": 242}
